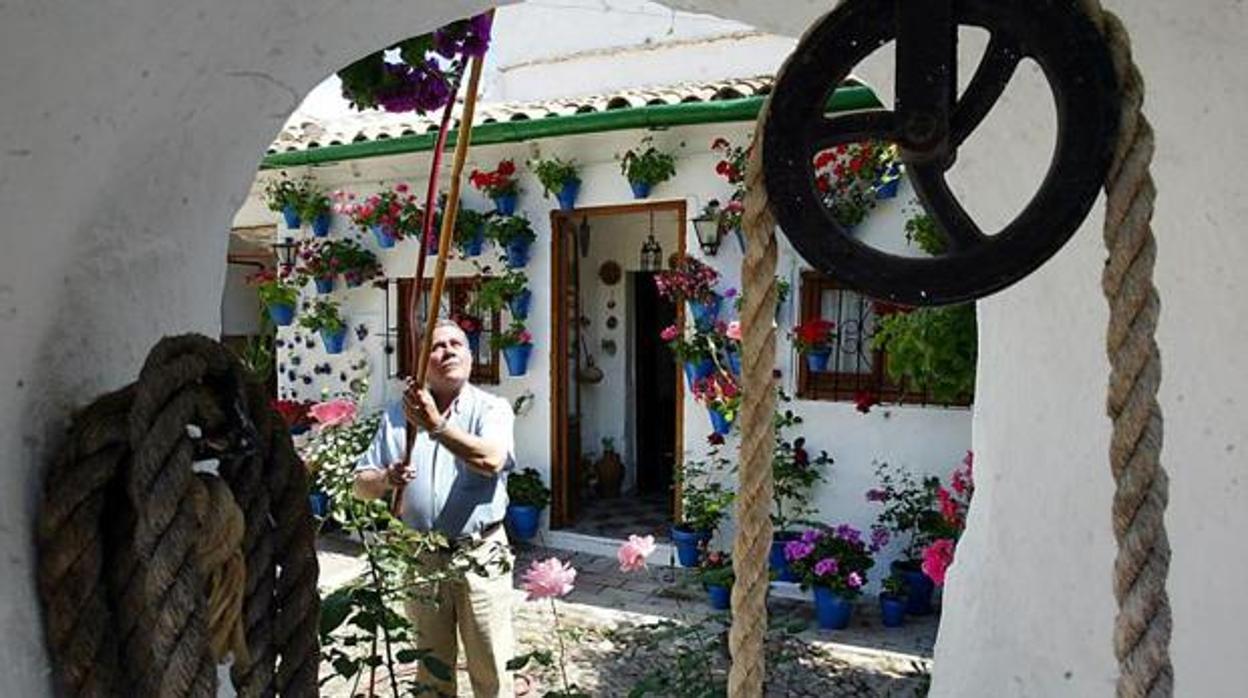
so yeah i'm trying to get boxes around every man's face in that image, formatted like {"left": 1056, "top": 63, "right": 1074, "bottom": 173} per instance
{"left": 427, "top": 325, "right": 472, "bottom": 389}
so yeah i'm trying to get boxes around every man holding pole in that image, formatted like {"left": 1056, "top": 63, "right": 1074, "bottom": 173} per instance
{"left": 354, "top": 319, "right": 517, "bottom": 697}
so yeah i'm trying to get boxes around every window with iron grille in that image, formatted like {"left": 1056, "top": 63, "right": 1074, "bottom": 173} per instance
{"left": 390, "top": 276, "right": 501, "bottom": 385}
{"left": 795, "top": 271, "right": 971, "bottom": 407}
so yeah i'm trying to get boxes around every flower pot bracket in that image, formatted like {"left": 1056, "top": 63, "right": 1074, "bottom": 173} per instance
{"left": 764, "top": 0, "right": 1120, "bottom": 306}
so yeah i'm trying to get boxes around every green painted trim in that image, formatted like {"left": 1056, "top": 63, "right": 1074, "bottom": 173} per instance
{"left": 261, "top": 86, "right": 881, "bottom": 170}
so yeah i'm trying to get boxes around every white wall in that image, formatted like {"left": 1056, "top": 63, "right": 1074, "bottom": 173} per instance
{"left": 5, "top": 0, "right": 1247, "bottom": 696}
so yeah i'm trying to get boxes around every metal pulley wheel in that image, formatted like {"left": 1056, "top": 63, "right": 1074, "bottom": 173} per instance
{"left": 764, "top": 0, "right": 1120, "bottom": 306}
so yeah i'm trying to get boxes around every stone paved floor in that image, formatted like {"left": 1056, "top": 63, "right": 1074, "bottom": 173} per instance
{"left": 318, "top": 536, "right": 935, "bottom": 697}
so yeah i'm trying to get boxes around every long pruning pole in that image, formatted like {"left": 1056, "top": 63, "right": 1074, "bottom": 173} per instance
{"left": 389, "top": 38, "right": 490, "bottom": 519}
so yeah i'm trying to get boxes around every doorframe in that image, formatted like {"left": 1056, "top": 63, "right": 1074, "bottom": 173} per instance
{"left": 549, "top": 199, "right": 687, "bottom": 529}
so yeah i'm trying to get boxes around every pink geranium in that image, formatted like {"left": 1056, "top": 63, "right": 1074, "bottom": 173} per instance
{"left": 617, "top": 534, "right": 657, "bottom": 572}
{"left": 726, "top": 321, "right": 741, "bottom": 342}
{"left": 660, "top": 324, "right": 680, "bottom": 343}
{"left": 521, "top": 558, "right": 577, "bottom": 600}
{"left": 309, "top": 398, "right": 357, "bottom": 429}
{"left": 921, "top": 538, "right": 956, "bottom": 586}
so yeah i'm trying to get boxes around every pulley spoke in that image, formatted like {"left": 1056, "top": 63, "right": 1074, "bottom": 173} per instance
{"left": 808, "top": 110, "right": 896, "bottom": 151}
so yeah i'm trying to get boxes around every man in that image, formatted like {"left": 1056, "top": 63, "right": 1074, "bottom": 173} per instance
{"left": 354, "top": 319, "right": 516, "bottom": 697}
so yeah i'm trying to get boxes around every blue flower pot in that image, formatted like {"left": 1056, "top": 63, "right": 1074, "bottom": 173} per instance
{"left": 688, "top": 295, "right": 722, "bottom": 329}
{"left": 805, "top": 348, "right": 832, "bottom": 373}
{"left": 706, "top": 584, "right": 731, "bottom": 610}
{"left": 371, "top": 224, "right": 397, "bottom": 249}
{"left": 309, "top": 491, "right": 331, "bottom": 518}
{"left": 629, "top": 180, "right": 652, "bottom": 199}
{"left": 467, "top": 330, "right": 481, "bottom": 356}
{"left": 314, "top": 276, "right": 335, "bottom": 295}
{"left": 267, "top": 302, "right": 295, "bottom": 327}
{"left": 875, "top": 165, "right": 902, "bottom": 200}
{"left": 506, "top": 504, "right": 541, "bottom": 541}
{"left": 726, "top": 349, "right": 741, "bottom": 377}
{"left": 683, "top": 357, "right": 715, "bottom": 389}
{"left": 282, "top": 204, "right": 301, "bottom": 230}
{"left": 505, "top": 239, "right": 531, "bottom": 268}
{"left": 508, "top": 289, "right": 532, "bottom": 320}
{"left": 880, "top": 595, "right": 906, "bottom": 628}
{"left": 503, "top": 344, "right": 532, "bottom": 376}
{"left": 770, "top": 531, "right": 800, "bottom": 582}
{"left": 555, "top": 180, "right": 581, "bottom": 211}
{"left": 670, "top": 526, "right": 708, "bottom": 568}
{"left": 321, "top": 327, "right": 347, "bottom": 355}
{"left": 892, "top": 561, "right": 936, "bottom": 615}
{"left": 311, "top": 213, "right": 332, "bottom": 237}
{"left": 289, "top": 424, "right": 310, "bottom": 437}
{"left": 708, "top": 408, "right": 732, "bottom": 435}
{"left": 461, "top": 224, "right": 485, "bottom": 257}
{"left": 493, "top": 192, "right": 518, "bottom": 216}
{"left": 813, "top": 587, "right": 854, "bottom": 630}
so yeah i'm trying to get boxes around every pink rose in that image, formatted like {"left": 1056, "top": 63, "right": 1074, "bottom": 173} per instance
{"left": 660, "top": 325, "right": 679, "bottom": 342}
{"left": 395, "top": 183, "right": 410, "bottom": 193}
{"left": 921, "top": 539, "right": 957, "bottom": 586}
{"left": 309, "top": 398, "right": 357, "bottom": 429}
{"left": 726, "top": 321, "right": 741, "bottom": 341}
{"left": 521, "top": 557, "right": 577, "bottom": 600}
{"left": 847, "top": 571, "right": 864, "bottom": 589}
{"left": 617, "top": 534, "right": 657, "bottom": 572}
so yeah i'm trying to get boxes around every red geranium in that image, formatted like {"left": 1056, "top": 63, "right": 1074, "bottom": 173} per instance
{"left": 469, "top": 159, "right": 520, "bottom": 199}
{"left": 791, "top": 319, "right": 837, "bottom": 353}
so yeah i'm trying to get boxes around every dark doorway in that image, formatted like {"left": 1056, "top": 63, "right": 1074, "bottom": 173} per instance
{"left": 633, "top": 271, "right": 678, "bottom": 495}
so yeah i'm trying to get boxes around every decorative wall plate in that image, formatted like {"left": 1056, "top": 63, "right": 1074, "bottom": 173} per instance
{"left": 599, "top": 260, "right": 622, "bottom": 285}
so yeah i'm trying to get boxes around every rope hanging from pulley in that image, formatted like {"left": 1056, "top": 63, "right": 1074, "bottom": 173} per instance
{"left": 36, "top": 334, "right": 321, "bottom": 697}
{"left": 734, "top": 0, "right": 1170, "bottom": 696}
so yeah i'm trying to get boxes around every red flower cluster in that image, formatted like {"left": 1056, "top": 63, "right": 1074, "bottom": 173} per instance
{"left": 712, "top": 137, "right": 750, "bottom": 186}
{"left": 469, "top": 159, "right": 519, "bottom": 199}
{"left": 452, "top": 312, "right": 483, "bottom": 335}
{"left": 791, "top": 319, "right": 837, "bottom": 353}
{"left": 691, "top": 371, "right": 740, "bottom": 409}
{"left": 853, "top": 389, "right": 879, "bottom": 414}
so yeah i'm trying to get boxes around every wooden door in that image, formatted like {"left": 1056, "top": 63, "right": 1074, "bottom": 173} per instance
{"left": 550, "top": 214, "right": 583, "bottom": 527}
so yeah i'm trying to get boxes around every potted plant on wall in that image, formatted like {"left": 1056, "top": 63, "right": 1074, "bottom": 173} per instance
{"left": 264, "top": 173, "right": 313, "bottom": 230}
{"left": 691, "top": 371, "right": 740, "bottom": 436}
{"left": 654, "top": 254, "right": 722, "bottom": 329}
{"left": 659, "top": 323, "right": 715, "bottom": 388}
{"left": 672, "top": 450, "right": 735, "bottom": 567}
{"left": 248, "top": 268, "right": 301, "bottom": 326}
{"left": 530, "top": 156, "right": 582, "bottom": 211}
{"left": 505, "top": 467, "right": 550, "bottom": 542}
{"left": 711, "top": 136, "right": 749, "bottom": 252}
{"left": 469, "top": 158, "right": 521, "bottom": 215}
{"left": 617, "top": 136, "right": 677, "bottom": 199}
{"left": 769, "top": 401, "right": 832, "bottom": 582}
{"left": 485, "top": 214, "right": 536, "bottom": 269}
{"left": 475, "top": 269, "right": 530, "bottom": 321}
{"left": 492, "top": 322, "right": 533, "bottom": 376}
{"left": 455, "top": 207, "right": 490, "bottom": 257}
{"left": 302, "top": 188, "right": 334, "bottom": 237}
{"left": 336, "top": 183, "right": 421, "bottom": 248}
{"left": 335, "top": 239, "right": 382, "bottom": 288}
{"left": 299, "top": 298, "right": 348, "bottom": 354}
{"left": 791, "top": 319, "right": 838, "bottom": 373}
{"left": 296, "top": 239, "right": 343, "bottom": 294}
{"left": 812, "top": 141, "right": 899, "bottom": 229}
{"left": 699, "top": 550, "right": 734, "bottom": 610}
{"left": 785, "top": 524, "right": 875, "bottom": 630}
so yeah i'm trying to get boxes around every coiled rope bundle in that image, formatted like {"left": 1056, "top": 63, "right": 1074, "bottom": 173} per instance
{"left": 37, "top": 334, "right": 320, "bottom": 697}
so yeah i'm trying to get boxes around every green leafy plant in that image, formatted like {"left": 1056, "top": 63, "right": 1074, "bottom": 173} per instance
{"left": 333, "top": 239, "right": 383, "bottom": 286}
{"left": 298, "top": 298, "right": 346, "bottom": 334}
{"left": 675, "top": 447, "right": 735, "bottom": 536}
{"left": 904, "top": 212, "right": 948, "bottom": 255}
{"left": 872, "top": 303, "right": 977, "bottom": 402}
{"left": 618, "top": 136, "right": 678, "bottom": 187}
{"left": 475, "top": 270, "right": 528, "bottom": 314}
{"left": 866, "top": 461, "right": 947, "bottom": 561}
{"left": 771, "top": 396, "right": 832, "bottom": 531}
{"left": 248, "top": 268, "right": 300, "bottom": 308}
{"left": 484, "top": 214, "right": 536, "bottom": 246}
{"left": 454, "top": 206, "right": 489, "bottom": 249}
{"left": 698, "top": 550, "right": 734, "bottom": 588}
{"left": 530, "top": 156, "right": 581, "bottom": 197}
{"left": 507, "top": 467, "right": 551, "bottom": 508}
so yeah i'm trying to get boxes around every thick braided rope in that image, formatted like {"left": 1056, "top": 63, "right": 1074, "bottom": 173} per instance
{"left": 1084, "top": 10, "right": 1174, "bottom": 697}
{"left": 36, "top": 334, "right": 319, "bottom": 697}
{"left": 728, "top": 103, "right": 779, "bottom": 698}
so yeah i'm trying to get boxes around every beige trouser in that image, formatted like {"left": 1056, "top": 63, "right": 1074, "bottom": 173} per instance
{"left": 405, "top": 525, "right": 516, "bottom": 698}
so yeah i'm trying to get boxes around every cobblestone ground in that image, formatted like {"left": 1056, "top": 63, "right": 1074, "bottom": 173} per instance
{"left": 318, "top": 538, "right": 934, "bottom": 697}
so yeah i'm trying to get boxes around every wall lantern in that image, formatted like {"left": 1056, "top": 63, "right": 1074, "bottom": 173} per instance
{"left": 691, "top": 200, "right": 723, "bottom": 256}
{"left": 271, "top": 236, "right": 299, "bottom": 268}
{"left": 639, "top": 210, "right": 663, "bottom": 271}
